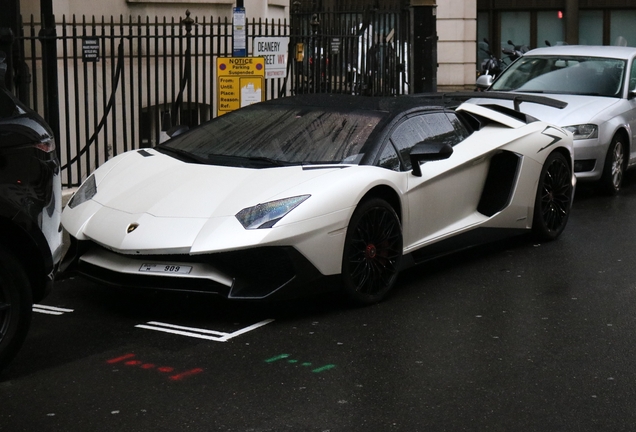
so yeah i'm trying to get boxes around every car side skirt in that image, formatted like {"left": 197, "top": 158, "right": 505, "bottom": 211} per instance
{"left": 400, "top": 226, "right": 528, "bottom": 270}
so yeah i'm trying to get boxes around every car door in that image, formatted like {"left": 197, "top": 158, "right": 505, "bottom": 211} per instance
{"left": 388, "top": 111, "right": 492, "bottom": 253}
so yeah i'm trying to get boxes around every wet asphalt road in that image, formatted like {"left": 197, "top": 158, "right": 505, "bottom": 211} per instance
{"left": 3, "top": 178, "right": 636, "bottom": 432}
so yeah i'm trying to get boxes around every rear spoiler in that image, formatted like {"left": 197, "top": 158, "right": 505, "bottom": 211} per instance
{"left": 441, "top": 91, "right": 568, "bottom": 111}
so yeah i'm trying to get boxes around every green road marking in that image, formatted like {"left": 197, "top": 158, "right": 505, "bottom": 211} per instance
{"left": 312, "top": 364, "right": 336, "bottom": 373}
{"left": 265, "top": 354, "right": 290, "bottom": 363}
{"left": 265, "top": 355, "right": 335, "bottom": 373}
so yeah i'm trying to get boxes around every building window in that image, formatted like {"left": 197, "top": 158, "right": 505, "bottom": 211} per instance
{"left": 579, "top": 10, "right": 603, "bottom": 45}
{"left": 477, "top": 12, "right": 490, "bottom": 68}
{"left": 537, "top": 11, "right": 565, "bottom": 47}
{"left": 500, "top": 12, "right": 530, "bottom": 53}
{"left": 610, "top": 10, "right": 636, "bottom": 47}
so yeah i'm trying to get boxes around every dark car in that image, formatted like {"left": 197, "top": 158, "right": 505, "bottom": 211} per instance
{"left": 0, "top": 53, "right": 62, "bottom": 370}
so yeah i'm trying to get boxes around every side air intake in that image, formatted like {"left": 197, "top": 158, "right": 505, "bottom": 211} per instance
{"left": 477, "top": 151, "right": 521, "bottom": 217}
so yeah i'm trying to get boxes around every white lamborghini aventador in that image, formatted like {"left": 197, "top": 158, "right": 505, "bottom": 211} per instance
{"left": 60, "top": 93, "right": 576, "bottom": 304}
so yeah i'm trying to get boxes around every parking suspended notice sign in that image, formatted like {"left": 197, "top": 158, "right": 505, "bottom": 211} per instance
{"left": 216, "top": 57, "right": 265, "bottom": 116}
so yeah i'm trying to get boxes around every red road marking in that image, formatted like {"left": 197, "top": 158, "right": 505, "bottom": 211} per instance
{"left": 106, "top": 353, "right": 136, "bottom": 364}
{"left": 169, "top": 368, "right": 204, "bottom": 381}
{"left": 106, "top": 354, "right": 203, "bottom": 381}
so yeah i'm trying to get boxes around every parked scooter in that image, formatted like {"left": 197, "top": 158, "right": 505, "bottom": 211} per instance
{"left": 475, "top": 39, "right": 504, "bottom": 91}
{"left": 501, "top": 39, "right": 529, "bottom": 65}
{"left": 475, "top": 39, "right": 529, "bottom": 90}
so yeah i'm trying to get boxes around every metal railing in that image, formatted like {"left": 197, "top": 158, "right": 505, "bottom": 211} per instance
{"left": 18, "top": 12, "right": 290, "bottom": 187}
{"left": 16, "top": 7, "right": 411, "bottom": 187}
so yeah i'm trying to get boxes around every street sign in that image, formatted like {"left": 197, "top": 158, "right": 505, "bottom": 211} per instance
{"left": 216, "top": 57, "right": 265, "bottom": 116}
{"left": 232, "top": 7, "right": 247, "bottom": 57}
{"left": 82, "top": 37, "right": 100, "bottom": 62}
{"left": 253, "top": 37, "right": 289, "bottom": 79}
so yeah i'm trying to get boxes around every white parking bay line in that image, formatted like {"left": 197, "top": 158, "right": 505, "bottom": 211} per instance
{"left": 33, "top": 304, "right": 75, "bottom": 315}
{"left": 135, "top": 319, "right": 275, "bottom": 342}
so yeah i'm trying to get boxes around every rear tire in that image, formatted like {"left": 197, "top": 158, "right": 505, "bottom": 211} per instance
{"left": 341, "top": 198, "right": 403, "bottom": 305}
{"left": 532, "top": 152, "right": 573, "bottom": 241}
{"left": 600, "top": 134, "right": 626, "bottom": 195}
{"left": 0, "top": 245, "right": 33, "bottom": 371}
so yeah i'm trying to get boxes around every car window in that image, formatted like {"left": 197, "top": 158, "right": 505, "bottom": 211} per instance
{"left": 377, "top": 142, "right": 401, "bottom": 171}
{"left": 161, "top": 105, "right": 386, "bottom": 166}
{"left": 389, "top": 112, "right": 469, "bottom": 171}
{"left": 492, "top": 55, "right": 626, "bottom": 97}
{"left": 630, "top": 59, "right": 636, "bottom": 92}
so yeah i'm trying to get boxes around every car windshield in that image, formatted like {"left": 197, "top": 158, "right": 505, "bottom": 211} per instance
{"left": 159, "top": 104, "right": 385, "bottom": 167}
{"left": 491, "top": 55, "right": 626, "bottom": 97}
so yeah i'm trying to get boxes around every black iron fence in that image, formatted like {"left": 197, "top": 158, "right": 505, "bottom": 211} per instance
{"left": 15, "top": 7, "right": 412, "bottom": 187}
{"left": 17, "top": 12, "right": 290, "bottom": 187}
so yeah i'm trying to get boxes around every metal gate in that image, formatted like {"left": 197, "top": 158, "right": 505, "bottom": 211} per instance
{"left": 289, "top": 2, "right": 412, "bottom": 96}
{"left": 15, "top": 12, "right": 290, "bottom": 188}
{"left": 12, "top": 4, "right": 418, "bottom": 187}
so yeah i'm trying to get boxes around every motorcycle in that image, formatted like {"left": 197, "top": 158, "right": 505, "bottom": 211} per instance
{"left": 501, "top": 39, "right": 529, "bottom": 64}
{"left": 475, "top": 39, "right": 529, "bottom": 90}
{"left": 475, "top": 38, "right": 504, "bottom": 91}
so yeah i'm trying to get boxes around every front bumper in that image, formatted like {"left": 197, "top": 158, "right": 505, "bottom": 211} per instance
{"left": 572, "top": 138, "right": 606, "bottom": 181}
{"left": 59, "top": 238, "right": 338, "bottom": 300}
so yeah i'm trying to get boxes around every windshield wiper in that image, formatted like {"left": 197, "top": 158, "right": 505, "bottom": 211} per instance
{"left": 302, "top": 160, "right": 344, "bottom": 165}
{"left": 156, "top": 145, "right": 209, "bottom": 164}
{"left": 207, "top": 154, "right": 297, "bottom": 168}
{"left": 246, "top": 156, "right": 297, "bottom": 167}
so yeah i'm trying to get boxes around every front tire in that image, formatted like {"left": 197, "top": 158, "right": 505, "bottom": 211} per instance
{"left": 600, "top": 134, "right": 626, "bottom": 195}
{"left": 0, "top": 245, "right": 33, "bottom": 371}
{"left": 341, "top": 198, "right": 403, "bottom": 305}
{"left": 532, "top": 152, "right": 573, "bottom": 241}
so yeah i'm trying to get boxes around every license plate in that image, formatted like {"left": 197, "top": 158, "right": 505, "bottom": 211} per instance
{"left": 139, "top": 263, "right": 192, "bottom": 275}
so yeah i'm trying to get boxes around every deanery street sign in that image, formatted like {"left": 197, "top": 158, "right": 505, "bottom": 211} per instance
{"left": 253, "top": 37, "right": 289, "bottom": 79}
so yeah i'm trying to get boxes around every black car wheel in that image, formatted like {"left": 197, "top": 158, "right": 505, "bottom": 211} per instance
{"left": 341, "top": 198, "right": 403, "bottom": 305}
{"left": 0, "top": 245, "right": 33, "bottom": 371}
{"left": 601, "top": 134, "right": 626, "bottom": 195}
{"left": 532, "top": 152, "right": 573, "bottom": 241}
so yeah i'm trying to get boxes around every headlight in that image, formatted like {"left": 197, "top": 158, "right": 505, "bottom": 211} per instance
{"left": 67, "top": 174, "right": 97, "bottom": 209}
{"left": 236, "top": 195, "right": 310, "bottom": 229}
{"left": 563, "top": 124, "right": 598, "bottom": 140}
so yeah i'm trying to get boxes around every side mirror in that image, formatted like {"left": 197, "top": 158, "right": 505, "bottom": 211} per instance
{"left": 410, "top": 142, "right": 453, "bottom": 177}
{"left": 476, "top": 74, "right": 493, "bottom": 90}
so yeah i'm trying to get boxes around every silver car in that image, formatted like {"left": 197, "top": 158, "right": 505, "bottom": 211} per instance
{"left": 485, "top": 45, "right": 636, "bottom": 194}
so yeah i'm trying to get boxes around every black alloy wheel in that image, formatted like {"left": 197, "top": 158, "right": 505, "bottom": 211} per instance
{"left": 342, "top": 198, "right": 403, "bottom": 305}
{"left": 601, "top": 134, "right": 626, "bottom": 195}
{"left": 532, "top": 151, "right": 573, "bottom": 241}
{"left": 0, "top": 246, "right": 33, "bottom": 371}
